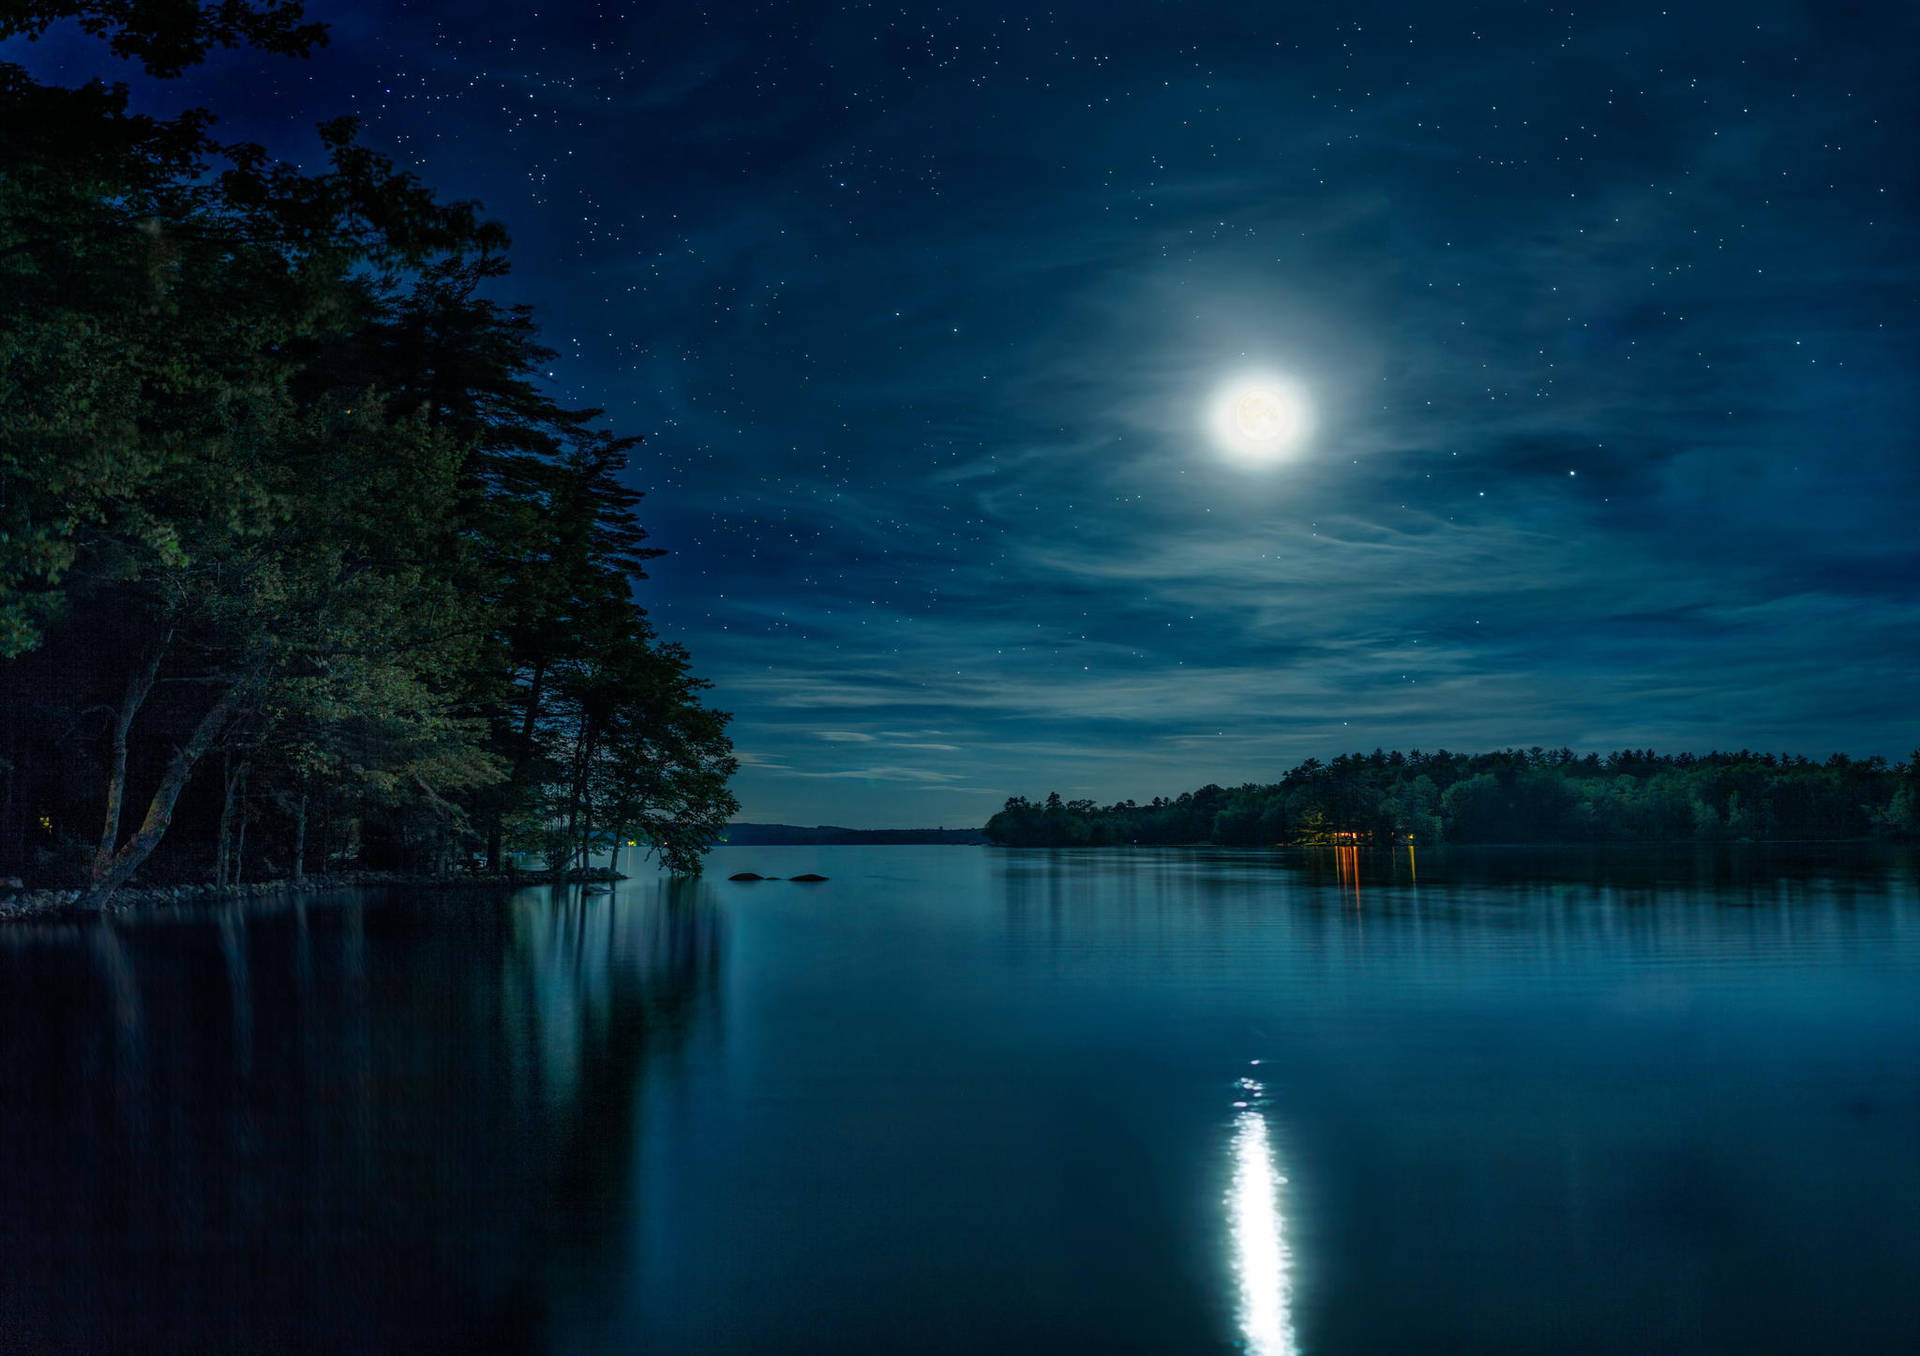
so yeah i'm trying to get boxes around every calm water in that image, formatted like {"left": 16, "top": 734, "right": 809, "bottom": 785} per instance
{"left": 3, "top": 845, "right": 1918, "bottom": 1354}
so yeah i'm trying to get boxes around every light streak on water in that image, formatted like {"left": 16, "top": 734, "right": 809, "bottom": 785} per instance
{"left": 1229, "top": 1073, "right": 1298, "bottom": 1356}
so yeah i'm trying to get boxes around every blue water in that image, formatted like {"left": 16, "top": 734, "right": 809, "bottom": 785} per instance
{"left": 3, "top": 845, "right": 1917, "bottom": 1353}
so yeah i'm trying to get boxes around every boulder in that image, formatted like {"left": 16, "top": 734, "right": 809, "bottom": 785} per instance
{"left": 788, "top": 873, "right": 829, "bottom": 882}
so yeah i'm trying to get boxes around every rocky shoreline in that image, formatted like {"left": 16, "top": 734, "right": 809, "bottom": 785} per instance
{"left": 0, "top": 867, "right": 626, "bottom": 922}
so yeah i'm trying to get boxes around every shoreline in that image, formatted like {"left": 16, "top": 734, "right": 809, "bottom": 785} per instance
{"left": 978, "top": 836, "right": 1896, "bottom": 849}
{"left": 0, "top": 867, "right": 626, "bottom": 923}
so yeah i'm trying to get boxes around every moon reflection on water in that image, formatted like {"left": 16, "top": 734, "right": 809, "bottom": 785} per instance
{"left": 1228, "top": 1070, "right": 1297, "bottom": 1356}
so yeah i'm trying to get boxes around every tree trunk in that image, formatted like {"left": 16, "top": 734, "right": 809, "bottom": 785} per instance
{"left": 515, "top": 659, "right": 549, "bottom": 779}
{"left": 231, "top": 773, "right": 248, "bottom": 886}
{"left": 216, "top": 752, "right": 238, "bottom": 887}
{"left": 215, "top": 758, "right": 251, "bottom": 887}
{"left": 94, "top": 634, "right": 170, "bottom": 877}
{"left": 564, "top": 706, "right": 597, "bottom": 875}
{"left": 575, "top": 720, "right": 600, "bottom": 873}
{"left": 489, "top": 657, "right": 549, "bottom": 872}
{"left": 80, "top": 692, "right": 235, "bottom": 909}
{"left": 292, "top": 790, "right": 308, "bottom": 883}
{"left": 0, "top": 716, "right": 21, "bottom": 879}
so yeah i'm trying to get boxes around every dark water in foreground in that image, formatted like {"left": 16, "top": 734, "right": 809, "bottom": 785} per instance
{"left": 3, "top": 845, "right": 1918, "bottom": 1354}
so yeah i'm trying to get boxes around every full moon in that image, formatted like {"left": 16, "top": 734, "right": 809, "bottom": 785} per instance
{"left": 1209, "top": 376, "right": 1310, "bottom": 464}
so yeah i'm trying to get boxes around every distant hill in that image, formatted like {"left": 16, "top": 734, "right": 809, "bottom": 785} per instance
{"left": 719, "top": 823, "right": 988, "bottom": 846}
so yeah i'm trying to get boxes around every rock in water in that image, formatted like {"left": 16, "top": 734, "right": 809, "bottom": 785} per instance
{"left": 728, "top": 872, "right": 773, "bottom": 881}
{"left": 789, "top": 873, "right": 829, "bottom": 882}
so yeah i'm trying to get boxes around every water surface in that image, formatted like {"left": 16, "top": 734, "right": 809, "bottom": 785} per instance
{"left": 3, "top": 845, "right": 1917, "bottom": 1353}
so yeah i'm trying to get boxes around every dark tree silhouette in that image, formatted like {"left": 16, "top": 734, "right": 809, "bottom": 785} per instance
{"left": 987, "top": 748, "right": 1915, "bottom": 847}
{"left": 0, "top": 2, "right": 736, "bottom": 898}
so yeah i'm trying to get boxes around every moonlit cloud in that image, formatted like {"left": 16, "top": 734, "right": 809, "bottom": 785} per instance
{"left": 778, "top": 766, "right": 969, "bottom": 784}
{"left": 126, "top": 1, "right": 1920, "bottom": 825}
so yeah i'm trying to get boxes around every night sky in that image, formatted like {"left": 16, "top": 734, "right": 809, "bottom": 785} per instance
{"left": 25, "top": 1, "right": 1920, "bottom": 826}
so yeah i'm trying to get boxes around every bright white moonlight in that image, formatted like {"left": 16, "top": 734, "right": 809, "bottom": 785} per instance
{"left": 1208, "top": 375, "right": 1310, "bottom": 465}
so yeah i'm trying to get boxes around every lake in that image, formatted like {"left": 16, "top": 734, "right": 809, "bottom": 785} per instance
{"left": 3, "top": 844, "right": 1918, "bottom": 1353}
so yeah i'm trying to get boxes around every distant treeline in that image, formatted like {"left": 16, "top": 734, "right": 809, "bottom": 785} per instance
{"left": 0, "top": 4, "right": 736, "bottom": 902}
{"left": 987, "top": 749, "right": 1920, "bottom": 847}
{"left": 721, "top": 824, "right": 988, "bottom": 846}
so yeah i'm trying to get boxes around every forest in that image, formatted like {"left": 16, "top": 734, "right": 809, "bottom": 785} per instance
{"left": 0, "top": 2, "right": 737, "bottom": 903}
{"left": 987, "top": 748, "right": 1920, "bottom": 847}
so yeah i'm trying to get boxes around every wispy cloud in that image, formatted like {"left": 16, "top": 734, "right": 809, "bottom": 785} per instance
{"left": 778, "top": 766, "right": 968, "bottom": 784}
{"left": 331, "top": 2, "right": 1920, "bottom": 824}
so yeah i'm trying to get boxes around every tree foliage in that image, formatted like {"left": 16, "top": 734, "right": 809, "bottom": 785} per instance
{"left": 988, "top": 748, "right": 1920, "bottom": 847}
{"left": 0, "top": 2, "right": 735, "bottom": 899}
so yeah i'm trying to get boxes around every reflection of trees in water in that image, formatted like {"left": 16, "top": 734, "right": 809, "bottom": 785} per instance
{"left": 0, "top": 883, "right": 722, "bottom": 1354}
{"left": 996, "top": 845, "right": 1920, "bottom": 962}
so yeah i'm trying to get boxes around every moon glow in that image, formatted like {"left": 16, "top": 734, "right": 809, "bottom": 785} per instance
{"left": 1209, "top": 376, "right": 1310, "bottom": 464}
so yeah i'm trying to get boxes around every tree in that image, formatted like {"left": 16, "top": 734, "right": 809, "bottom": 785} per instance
{"left": 0, "top": 1, "right": 735, "bottom": 897}
{"left": 984, "top": 749, "right": 1907, "bottom": 848}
